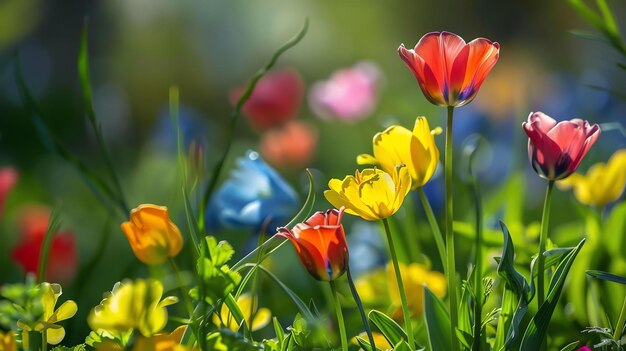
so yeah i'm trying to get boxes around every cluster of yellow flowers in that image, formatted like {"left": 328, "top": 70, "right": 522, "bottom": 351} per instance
{"left": 325, "top": 117, "right": 440, "bottom": 220}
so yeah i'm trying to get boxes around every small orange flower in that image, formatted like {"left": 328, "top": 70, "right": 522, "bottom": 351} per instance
{"left": 398, "top": 31, "right": 499, "bottom": 107}
{"left": 277, "top": 208, "right": 349, "bottom": 281}
{"left": 121, "top": 205, "right": 183, "bottom": 265}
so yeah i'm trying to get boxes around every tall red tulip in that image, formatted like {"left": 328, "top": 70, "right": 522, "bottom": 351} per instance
{"left": 398, "top": 31, "right": 500, "bottom": 107}
{"left": 11, "top": 206, "right": 78, "bottom": 283}
{"left": 523, "top": 112, "right": 601, "bottom": 181}
{"left": 230, "top": 68, "right": 304, "bottom": 130}
{"left": 0, "top": 167, "right": 18, "bottom": 216}
{"left": 277, "top": 207, "right": 348, "bottom": 281}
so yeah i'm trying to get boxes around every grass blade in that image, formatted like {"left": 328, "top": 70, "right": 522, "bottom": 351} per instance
{"left": 36, "top": 208, "right": 62, "bottom": 284}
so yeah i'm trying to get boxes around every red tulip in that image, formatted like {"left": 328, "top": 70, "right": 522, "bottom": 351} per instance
{"left": 277, "top": 207, "right": 348, "bottom": 281}
{"left": 398, "top": 31, "right": 500, "bottom": 107}
{"left": 0, "top": 167, "right": 18, "bottom": 216}
{"left": 523, "top": 112, "right": 600, "bottom": 181}
{"left": 11, "top": 206, "right": 78, "bottom": 283}
{"left": 230, "top": 68, "right": 304, "bottom": 130}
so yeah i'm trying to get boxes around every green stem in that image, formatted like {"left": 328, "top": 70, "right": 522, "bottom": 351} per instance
{"left": 382, "top": 218, "right": 415, "bottom": 347}
{"left": 42, "top": 330, "right": 47, "bottom": 351}
{"left": 537, "top": 180, "right": 554, "bottom": 308}
{"left": 329, "top": 280, "right": 348, "bottom": 351}
{"left": 37, "top": 209, "right": 61, "bottom": 284}
{"left": 417, "top": 187, "right": 447, "bottom": 275}
{"left": 445, "top": 106, "right": 459, "bottom": 351}
{"left": 200, "top": 19, "right": 309, "bottom": 234}
{"left": 613, "top": 295, "right": 626, "bottom": 341}
{"left": 347, "top": 267, "right": 376, "bottom": 351}
{"left": 27, "top": 331, "right": 43, "bottom": 351}
{"left": 169, "top": 258, "right": 195, "bottom": 322}
{"left": 470, "top": 170, "right": 483, "bottom": 351}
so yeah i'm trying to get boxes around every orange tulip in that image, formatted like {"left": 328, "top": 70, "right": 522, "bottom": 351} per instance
{"left": 121, "top": 205, "right": 183, "bottom": 265}
{"left": 398, "top": 31, "right": 499, "bottom": 107}
{"left": 277, "top": 208, "right": 349, "bottom": 281}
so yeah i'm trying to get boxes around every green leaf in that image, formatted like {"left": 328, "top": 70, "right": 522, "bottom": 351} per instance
{"left": 253, "top": 265, "right": 314, "bottom": 321}
{"left": 586, "top": 270, "right": 626, "bottom": 285}
{"left": 423, "top": 286, "right": 451, "bottom": 351}
{"left": 224, "top": 293, "right": 247, "bottom": 331}
{"left": 368, "top": 310, "right": 408, "bottom": 346}
{"left": 393, "top": 340, "right": 413, "bottom": 351}
{"left": 560, "top": 340, "right": 580, "bottom": 351}
{"left": 194, "top": 237, "right": 241, "bottom": 305}
{"left": 519, "top": 239, "right": 586, "bottom": 350}
{"left": 493, "top": 221, "right": 531, "bottom": 350}
{"left": 51, "top": 345, "right": 86, "bottom": 351}
{"left": 273, "top": 317, "right": 285, "bottom": 350}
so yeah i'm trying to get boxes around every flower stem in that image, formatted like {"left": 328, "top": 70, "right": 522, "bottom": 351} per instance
{"left": 28, "top": 331, "right": 43, "bottom": 351}
{"left": 347, "top": 267, "right": 376, "bottom": 351}
{"left": 470, "top": 165, "right": 483, "bottom": 351}
{"left": 382, "top": 218, "right": 415, "bottom": 347}
{"left": 537, "top": 180, "right": 555, "bottom": 308}
{"left": 613, "top": 295, "right": 626, "bottom": 342}
{"left": 329, "top": 280, "right": 348, "bottom": 351}
{"left": 169, "top": 258, "right": 195, "bottom": 321}
{"left": 445, "top": 106, "right": 459, "bottom": 351}
{"left": 417, "top": 187, "right": 447, "bottom": 275}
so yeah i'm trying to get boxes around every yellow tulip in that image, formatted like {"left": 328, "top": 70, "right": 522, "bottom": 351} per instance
{"left": 18, "top": 283, "right": 77, "bottom": 346}
{"left": 357, "top": 117, "right": 441, "bottom": 189}
{"left": 557, "top": 149, "right": 626, "bottom": 207}
{"left": 0, "top": 331, "right": 16, "bottom": 351}
{"left": 212, "top": 293, "right": 271, "bottom": 332}
{"left": 121, "top": 204, "right": 184, "bottom": 265}
{"left": 88, "top": 279, "right": 178, "bottom": 337}
{"left": 324, "top": 167, "right": 411, "bottom": 221}
{"left": 386, "top": 262, "right": 446, "bottom": 318}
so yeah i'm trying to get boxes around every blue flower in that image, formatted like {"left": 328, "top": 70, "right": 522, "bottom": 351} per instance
{"left": 206, "top": 151, "right": 299, "bottom": 233}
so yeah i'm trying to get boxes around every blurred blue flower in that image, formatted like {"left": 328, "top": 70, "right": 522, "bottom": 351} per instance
{"left": 206, "top": 151, "right": 299, "bottom": 233}
{"left": 152, "top": 104, "right": 212, "bottom": 153}
{"left": 347, "top": 221, "right": 387, "bottom": 277}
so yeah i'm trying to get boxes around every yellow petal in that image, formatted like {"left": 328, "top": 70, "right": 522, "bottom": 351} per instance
{"left": 50, "top": 300, "right": 78, "bottom": 323}
{"left": 250, "top": 307, "right": 271, "bottom": 331}
{"left": 46, "top": 327, "right": 66, "bottom": 345}
{"left": 356, "top": 154, "right": 378, "bottom": 166}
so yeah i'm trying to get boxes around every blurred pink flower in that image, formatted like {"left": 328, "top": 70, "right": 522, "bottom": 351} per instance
{"left": 11, "top": 206, "right": 78, "bottom": 283}
{"left": 259, "top": 120, "right": 318, "bottom": 170}
{"left": 576, "top": 347, "right": 591, "bottom": 351}
{"left": 308, "top": 62, "right": 381, "bottom": 122}
{"left": 230, "top": 68, "right": 304, "bottom": 130}
{"left": 0, "top": 167, "right": 18, "bottom": 216}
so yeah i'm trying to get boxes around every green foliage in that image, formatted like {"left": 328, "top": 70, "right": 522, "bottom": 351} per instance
{"left": 423, "top": 287, "right": 451, "bottom": 351}
{"left": 520, "top": 239, "right": 586, "bottom": 350}
{"left": 190, "top": 237, "right": 241, "bottom": 305}
{"left": 50, "top": 345, "right": 86, "bottom": 351}
{"left": 0, "top": 277, "right": 43, "bottom": 330}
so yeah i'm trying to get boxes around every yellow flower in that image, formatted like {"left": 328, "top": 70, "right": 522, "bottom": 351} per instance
{"left": 386, "top": 262, "right": 446, "bottom": 318}
{"left": 18, "top": 283, "right": 77, "bottom": 345}
{"left": 324, "top": 167, "right": 411, "bottom": 221}
{"left": 88, "top": 279, "right": 178, "bottom": 337}
{"left": 0, "top": 331, "right": 16, "bottom": 351}
{"left": 121, "top": 204, "right": 184, "bottom": 265}
{"left": 357, "top": 117, "right": 441, "bottom": 189}
{"left": 557, "top": 149, "right": 626, "bottom": 207}
{"left": 212, "top": 293, "right": 271, "bottom": 332}
{"left": 132, "top": 326, "right": 195, "bottom": 351}
{"left": 353, "top": 332, "right": 392, "bottom": 351}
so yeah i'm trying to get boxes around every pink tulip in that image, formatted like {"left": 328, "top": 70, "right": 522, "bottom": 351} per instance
{"left": 308, "top": 62, "right": 380, "bottom": 121}
{"left": 0, "top": 167, "right": 18, "bottom": 216}
{"left": 523, "top": 112, "right": 600, "bottom": 180}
